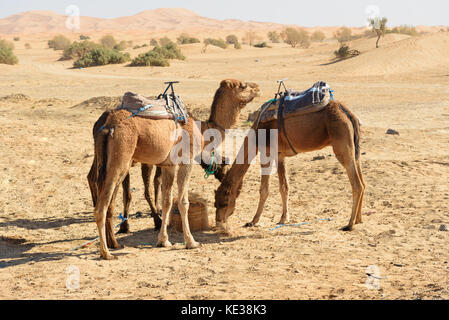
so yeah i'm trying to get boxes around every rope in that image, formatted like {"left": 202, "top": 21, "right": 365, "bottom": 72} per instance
{"left": 204, "top": 149, "right": 218, "bottom": 179}
{"left": 71, "top": 213, "right": 129, "bottom": 251}
{"left": 269, "top": 218, "right": 333, "bottom": 231}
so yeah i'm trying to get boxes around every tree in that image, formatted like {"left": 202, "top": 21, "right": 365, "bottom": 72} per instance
{"left": 334, "top": 27, "right": 352, "bottom": 43}
{"left": 100, "top": 35, "right": 117, "bottom": 49}
{"left": 281, "top": 27, "right": 310, "bottom": 48}
{"left": 368, "top": 17, "right": 388, "bottom": 48}
{"left": 267, "top": 31, "right": 281, "bottom": 43}
{"left": 48, "top": 35, "right": 71, "bottom": 50}
{"left": 311, "top": 30, "right": 325, "bottom": 42}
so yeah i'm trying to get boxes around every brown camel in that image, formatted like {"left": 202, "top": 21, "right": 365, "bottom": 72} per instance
{"left": 93, "top": 79, "right": 260, "bottom": 259}
{"left": 214, "top": 100, "right": 365, "bottom": 232}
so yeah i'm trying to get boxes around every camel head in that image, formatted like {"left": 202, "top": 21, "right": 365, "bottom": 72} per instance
{"left": 209, "top": 79, "right": 260, "bottom": 129}
{"left": 214, "top": 174, "right": 241, "bottom": 230}
{"left": 219, "top": 79, "right": 260, "bottom": 107}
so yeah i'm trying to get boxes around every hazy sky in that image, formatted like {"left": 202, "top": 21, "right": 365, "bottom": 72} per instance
{"left": 0, "top": 0, "right": 447, "bottom": 26}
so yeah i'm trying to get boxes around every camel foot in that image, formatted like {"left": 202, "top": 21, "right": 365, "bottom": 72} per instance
{"left": 156, "top": 240, "right": 172, "bottom": 248}
{"left": 244, "top": 222, "right": 258, "bottom": 228}
{"left": 100, "top": 252, "right": 117, "bottom": 260}
{"left": 186, "top": 241, "right": 201, "bottom": 249}
{"left": 117, "top": 223, "right": 130, "bottom": 234}
{"left": 341, "top": 225, "right": 353, "bottom": 231}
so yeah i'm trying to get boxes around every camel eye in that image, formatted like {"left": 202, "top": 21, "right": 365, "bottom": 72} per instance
{"left": 240, "top": 83, "right": 247, "bottom": 89}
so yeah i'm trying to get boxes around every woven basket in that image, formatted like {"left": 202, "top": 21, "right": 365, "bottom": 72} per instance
{"left": 169, "top": 197, "right": 210, "bottom": 232}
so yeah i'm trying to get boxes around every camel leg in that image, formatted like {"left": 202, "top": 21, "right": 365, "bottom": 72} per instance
{"left": 105, "top": 184, "right": 122, "bottom": 248}
{"left": 245, "top": 166, "right": 271, "bottom": 227}
{"left": 355, "top": 159, "right": 366, "bottom": 224}
{"left": 142, "top": 164, "right": 162, "bottom": 230}
{"left": 154, "top": 166, "right": 162, "bottom": 213}
{"left": 156, "top": 166, "right": 175, "bottom": 248}
{"left": 118, "top": 174, "right": 131, "bottom": 233}
{"left": 277, "top": 158, "right": 290, "bottom": 224}
{"left": 87, "top": 159, "right": 98, "bottom": 207}
{"left": 177, "top": 164, "right": 200, "bottom": 249}
{"left": 333, "top": 145, "right": 364, "bottom": 231}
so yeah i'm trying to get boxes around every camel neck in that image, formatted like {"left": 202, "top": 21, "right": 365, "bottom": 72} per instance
{"left": 208, "top": 96, "right": 241, "bottom": 130}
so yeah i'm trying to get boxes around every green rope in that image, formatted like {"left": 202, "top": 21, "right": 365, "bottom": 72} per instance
{"left": 204, "top": 149, "right": 218, "bottom": 179}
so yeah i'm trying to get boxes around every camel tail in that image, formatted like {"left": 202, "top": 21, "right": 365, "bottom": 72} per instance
{"left": 94, "top": 128, "right": 109, "bottom": 193}
{"left": 339, "top": 104, "right": 360, "bottom": 161}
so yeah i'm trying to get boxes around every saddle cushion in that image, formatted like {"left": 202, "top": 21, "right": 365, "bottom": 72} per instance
{"left": 119, "top": 91, "right": 188, "bottom": 122}
{"left": 257, "top": 81, "right": 332, "bottom": 123}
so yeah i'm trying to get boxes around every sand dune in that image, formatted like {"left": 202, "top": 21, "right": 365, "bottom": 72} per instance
{"left": 330, "top": 32, "right": 449, "bottom": 76}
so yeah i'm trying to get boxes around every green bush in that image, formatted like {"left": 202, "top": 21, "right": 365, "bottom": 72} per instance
{"left": 159, "top": 37, "right": 173, "bottom": 47}
{"left": 254, "top": 42, "right": 269, "bottom": 48}
{"left": 203, "top": 38, "right": 227, "bottom": 49}
{"left": 177, "top": 33, "right": 200, "bottom": 44}
{"left": 100, "top": 35, "right": 117, "bottom": 49}
{"left": 0, "top": 46, "right": 18, "bottom": 65}
{"left": 150, "top": 39, "right": 159, "bottom": 46}
{"left": 113, "top": 40, "right": 128, "bottom": 51}
{"left": 334, "top": 44, "right": 360, "bottom": 59}
{"left": 311, "top": 30, "right": 326, "bottom": 42}
{"left": 13, "top": 37, "right": 20, "bottom": 41}
{"left": 267, "top": 31, "right": 281, "bottom": 43}
{"left": 281, "top": 27, "right": 310, "bottom": 48}
{"left": 225, "top": 34, "right": 239, "bottom": 45}
{"left": 130, "top": 43, "right": 185, "bottom": 67}
{"left": 0, "top": 39, "right": 14, "bottom": 50}
{"left": 48, "top": 35, "right": 71, "bottom": 50}
{"left": 73, "top": 47, "right": 130, "bottom": 68}
{"left": 61, "top": 41, "right": 101, "bottom": 60}
{"left": 79, "top": 35, "right": 90, "bottom": 40}
{"left": 234, "top": 42, "right": 242, "bottom": 49}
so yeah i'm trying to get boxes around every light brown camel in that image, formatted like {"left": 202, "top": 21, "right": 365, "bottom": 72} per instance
{"left": 214, "top": 100, "right": 365, "bottom": 232}
{"left": 93, "top": 79, "right": 260, "bottom": 259}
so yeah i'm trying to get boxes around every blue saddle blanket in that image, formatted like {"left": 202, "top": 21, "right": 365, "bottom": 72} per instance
{"left": 257, "top": 81, "right": 333, "bottom": 123}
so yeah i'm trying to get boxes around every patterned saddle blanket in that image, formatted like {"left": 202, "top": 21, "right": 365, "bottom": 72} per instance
{"left": 257, "top": 81, "right": 332, "bottom": 124}
{"left": 119, "top": 91, "right": 189, "bottom": 123}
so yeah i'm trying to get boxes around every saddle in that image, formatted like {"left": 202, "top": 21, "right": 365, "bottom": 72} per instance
{"left": 256, "top": 81, "right": 332, "bottom": 124}
{"left": 118, "top": 82, "right": 189, "bottom": 124}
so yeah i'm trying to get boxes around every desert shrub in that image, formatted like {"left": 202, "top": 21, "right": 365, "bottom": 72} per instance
{"left": 267, "top": 31, "right": 281, "bottom": 43}
{"left": 130, "top": 51, "right": 170, "bottom": 67}
{"left": 254, "top": 42, "right": 269, "bottom": 48}
{"left": 159, "top": 37, "right": 173, "bottom": 47}
{"left": 281, "top": 27, "right": 310, "bottom": 48}
{"left": 73, "top": 47, "right": 130, "bottom": 68}
{"left": 24, "top": 43, "right": 31, "bottom": 49}
{"left": 60, "top": 41, "right": 101, "bottom": 60}
{"left": 0, "top": 39, "right": 14, "bottom": 50}
{"left": 203, "top": 38, "right": 227, "bottom": 49}
{"left": 225, "top": 34, "right": 239, "bottom": 45}
{"left": 113, "top": 40, "right": 128, "bottom": 51}
{"left": 311, "top": 30, "right": 325, "bottom": 42}
{"left": 48, "top": 35, "right": 71, "bottom": 50}
{"left": 334, "top": 44, "right": 360, "bottom": 59}
{"left": 13, "top": 37, "right": 20, "bottom": 41}
{"left": 100, "top": 35, "right": 117, "bottom": 49}
{"left": 234, "top": 42, "right": 242, "bottom": 49}
{"left": 388, "top": 25, "right": 418, "bottom": 36}
{"left": 0, "top": 46, "right": 18, "bottom": 65}
{"left": 79, "top": 35, "right": 90, "bottom": 40}
{"left": 334, "top": 27, "right": 352, "bottom": 43}
{"left": 150, "top": 38, "right": 158, "bottom": 46}
{"left": 177, "top": 33, "right": 200, "bottom": 44}
{"left": 130, "top": 42, "right": 185, "bottom": 67}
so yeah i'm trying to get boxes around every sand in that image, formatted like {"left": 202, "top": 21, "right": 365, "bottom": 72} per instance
{"left": 0, "top": 26, "right": 448, "bottom": 300}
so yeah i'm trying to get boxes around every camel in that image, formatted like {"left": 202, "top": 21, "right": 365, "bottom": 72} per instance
{"left": 93, "top": 79, "right": 260, "bottom": 259}
{"left": 214, "top": 99, "right": 365, "bottom": 232}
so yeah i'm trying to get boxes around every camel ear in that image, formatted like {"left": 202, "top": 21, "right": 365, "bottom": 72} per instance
{"left": 221, "top": 79, "right": 238, "bottom": 89}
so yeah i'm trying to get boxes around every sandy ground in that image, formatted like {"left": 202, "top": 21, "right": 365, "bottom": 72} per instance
{"left": 0, "top": 33, "right": 448, "bottom": 300}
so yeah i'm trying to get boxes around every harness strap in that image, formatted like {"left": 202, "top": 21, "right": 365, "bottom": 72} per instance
{"left": 277, "top": 96, "right": 298, "bottom": 155}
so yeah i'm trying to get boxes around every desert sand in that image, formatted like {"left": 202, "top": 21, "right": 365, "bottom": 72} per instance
{"left": 0, "top": 10, "right": 448, "bottom": 299}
